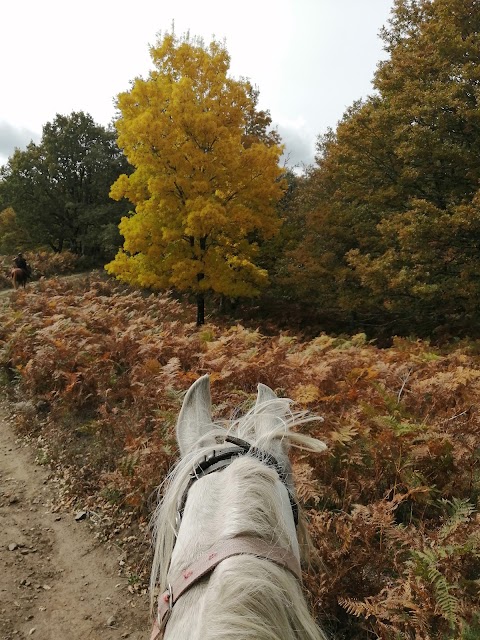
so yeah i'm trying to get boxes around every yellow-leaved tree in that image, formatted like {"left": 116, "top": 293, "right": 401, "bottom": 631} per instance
{"left": 106, "top": 32, "right": 285, "bottom": 324}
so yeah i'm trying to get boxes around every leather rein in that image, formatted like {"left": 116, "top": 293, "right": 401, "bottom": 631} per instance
{"left": 150, "top": 436, "right": 302, "bottom": 639}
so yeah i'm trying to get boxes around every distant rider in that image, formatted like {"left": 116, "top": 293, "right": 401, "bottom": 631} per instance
{"left": 13, "top": 253, "right": 31, "bottom": 276}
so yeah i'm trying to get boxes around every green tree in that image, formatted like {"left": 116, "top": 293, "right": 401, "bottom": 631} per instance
{"left": 289, "top": 0, "right": 480, "bottom": 337}
{"left": 106, "top": 32, "right": 285, "bottom": 325}
{"left": 0, "top": 112, "right": 131, "bottom": 257}
{"left": 0, "top": 207, "right": 33, "bottom": 254}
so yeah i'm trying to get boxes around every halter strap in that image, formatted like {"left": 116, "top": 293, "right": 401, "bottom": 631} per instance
{"left": 151, "top": 535, "right": 302, "bottom": 640}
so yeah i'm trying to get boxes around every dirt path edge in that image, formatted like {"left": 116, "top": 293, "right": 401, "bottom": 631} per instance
{"left": 0, "top": 403, "right": 150, "bottom": 640}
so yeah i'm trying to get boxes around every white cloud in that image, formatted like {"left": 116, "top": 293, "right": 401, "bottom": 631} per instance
{"left": 275, "top": 117, "right": 316, "bottom": 170}
{"left": 0, "top": 122, "right": 40, "bottom": 166}
{"left": 1, "top": 1, "right": 393, "bottom": 167}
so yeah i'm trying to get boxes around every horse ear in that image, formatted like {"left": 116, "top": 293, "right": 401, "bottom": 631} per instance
{"left": 176, "top": 374, "right": 214, "bottom": 456}
{"left": 254, "top": 383, "right": 291, "bottom": 453}
{"left": 255, "top": 383, "right": 279, "bottom": 408}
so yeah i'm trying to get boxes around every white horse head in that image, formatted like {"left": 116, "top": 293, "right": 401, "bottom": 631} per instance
{"left": 150, "top": 375, "right": 328, "bottom": 640}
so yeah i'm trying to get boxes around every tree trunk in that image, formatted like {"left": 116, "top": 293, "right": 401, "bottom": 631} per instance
{"left": 196, "top": 293, "right": 205, "bottom": 326}
{"left": 196, "top": 239, "right": 207, "bottom": 325}
{"left": 219, "top": 295, "right": 227, "bottom": 314}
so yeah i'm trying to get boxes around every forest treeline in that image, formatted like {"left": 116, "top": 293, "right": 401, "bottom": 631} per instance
{"left": 1, "top": 0, "right": 479, "bottom": 339}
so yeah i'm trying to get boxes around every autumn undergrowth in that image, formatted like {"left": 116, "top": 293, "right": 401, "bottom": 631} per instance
{"left": 0, "top": 275, "right": 478, "bottom": 639}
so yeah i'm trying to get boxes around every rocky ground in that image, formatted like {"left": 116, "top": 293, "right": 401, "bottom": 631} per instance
{"left": 0, "top": 405, "right": 150, "bottom": 640}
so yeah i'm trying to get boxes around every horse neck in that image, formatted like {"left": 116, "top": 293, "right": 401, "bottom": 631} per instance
{"left": 152, "top": 454, "right": 328, "bottom": 640}
{"left": 170, "top": 456, "right": 300, "bottom": 572}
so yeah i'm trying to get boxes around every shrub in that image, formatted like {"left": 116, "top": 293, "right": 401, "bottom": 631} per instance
{"left": 0, "top": 277, "right": 478, "bottom": 638}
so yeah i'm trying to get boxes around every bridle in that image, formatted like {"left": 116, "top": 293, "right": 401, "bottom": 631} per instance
{"left": 150, "top": 435, "right": 302, "bottom": 639}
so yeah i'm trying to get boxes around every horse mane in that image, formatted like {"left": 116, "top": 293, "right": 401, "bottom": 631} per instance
{"left": 149, "top": 399, "right": 327, "bottom": 639}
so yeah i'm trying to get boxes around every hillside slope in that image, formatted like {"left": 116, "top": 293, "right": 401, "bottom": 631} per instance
{"left": 1, "top": 274, "right": 479, "bottom": 639}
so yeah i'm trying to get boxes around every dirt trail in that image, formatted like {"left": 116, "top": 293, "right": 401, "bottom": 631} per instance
{"left": 0, "top": 406, "right": 150, "bottom": 640}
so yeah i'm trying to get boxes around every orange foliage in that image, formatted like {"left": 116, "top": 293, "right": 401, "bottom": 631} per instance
{"left": 0, "top": 276, "right": 479, "bottom": 638}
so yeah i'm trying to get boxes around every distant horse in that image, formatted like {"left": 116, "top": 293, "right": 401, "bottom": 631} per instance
{"left": 149, "top": 375, "right": 328, "bottom": 640}
{"left": 11, "top": 267, "right": 29, "bottom": 290}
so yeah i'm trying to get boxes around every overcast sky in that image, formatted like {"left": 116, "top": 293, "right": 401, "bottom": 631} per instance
{"left": 1, "top": 0, "right": 394, "bottom": 169}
